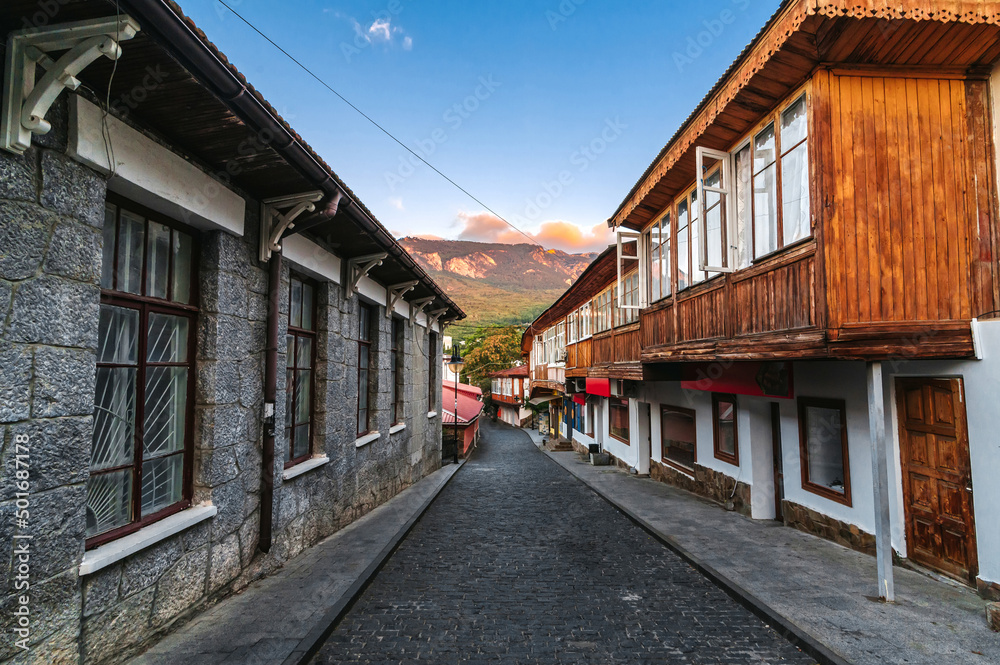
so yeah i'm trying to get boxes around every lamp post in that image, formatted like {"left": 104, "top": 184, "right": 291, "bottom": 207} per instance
{"left": 447, "top": 345, "right": 464, "bottom": 464}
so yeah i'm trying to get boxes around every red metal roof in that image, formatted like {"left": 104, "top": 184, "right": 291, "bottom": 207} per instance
{"left": 488, "top": 365, "right": 529, "bottom": 378}
{"left": 441, "top": 383, "right": 484, "bottom": 425}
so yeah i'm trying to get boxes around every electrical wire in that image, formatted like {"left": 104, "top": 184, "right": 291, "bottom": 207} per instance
{"left": 99, "top": 0, "right": 122, "bottom": 179}
{"left": 216, "top": 0, "right": 543, "bottom": 249}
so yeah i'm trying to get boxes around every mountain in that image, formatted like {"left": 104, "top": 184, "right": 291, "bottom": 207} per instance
{"left": 398, "top": 237, "right": 600, "bottom": 339}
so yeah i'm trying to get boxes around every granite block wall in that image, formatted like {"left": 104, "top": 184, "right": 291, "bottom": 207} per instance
{"left": 0, "top": 93, "right": 445, "bottom": 665}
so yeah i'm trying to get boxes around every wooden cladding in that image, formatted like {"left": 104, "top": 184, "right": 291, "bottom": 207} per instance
{"left": 818, "top": 70, "right": 998, "bottom": 327}
{"left": 733, "top": 249, "right": 816, "bottom": 336}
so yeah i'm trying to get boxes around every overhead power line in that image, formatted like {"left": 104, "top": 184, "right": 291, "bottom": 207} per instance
{"left": 217, "top": 1, "right": 543, "bottom": 248}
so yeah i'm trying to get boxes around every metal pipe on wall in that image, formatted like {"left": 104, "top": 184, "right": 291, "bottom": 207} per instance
{"left": 259, "top": 251, "right": 281, "bottom": 553}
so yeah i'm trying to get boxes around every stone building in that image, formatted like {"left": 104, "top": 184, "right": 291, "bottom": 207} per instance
{"left": 0, "top": 2, "right": 463, "bottom": 663}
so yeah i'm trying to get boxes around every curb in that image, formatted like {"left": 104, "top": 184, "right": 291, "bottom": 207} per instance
{"left": 534, "top": 444, "right": 851, "bottom": 665}
{"left": 282, "top": 458, "right": 468, "bottom": 665}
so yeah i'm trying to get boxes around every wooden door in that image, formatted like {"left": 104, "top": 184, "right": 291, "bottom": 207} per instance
{"left": 896, "top": 378, "right": 977, "bottom": 583}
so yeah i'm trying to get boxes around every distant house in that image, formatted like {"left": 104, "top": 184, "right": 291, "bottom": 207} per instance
{"left": 525, "top": 0, "right": 1000, "bottom": 600}
{"left": 489, "top": 365, "right": 531, "bottom": 427}
{"left": 442, "top": 381, "right": 484, "bottom": 457}
{"left": 0, "top": 1, "right": 462, "bottom": 662}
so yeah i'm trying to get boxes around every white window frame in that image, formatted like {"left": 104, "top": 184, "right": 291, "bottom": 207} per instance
{"left": 616, "top": 230, "right": 643, "bottom": 310}
{"left": 696, "top": 146, "right": 735, "bottom": 273}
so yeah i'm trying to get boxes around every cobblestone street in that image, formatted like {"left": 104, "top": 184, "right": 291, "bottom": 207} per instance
{"left": 312, "top": 422, "right": 815, "bottom": 664}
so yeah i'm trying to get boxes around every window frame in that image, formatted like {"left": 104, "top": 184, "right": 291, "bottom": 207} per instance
{"left": 357, "top": 302, "right": 375, "bottom": 437}
{"left": 285, "top": 274, "right": 317, "bottom": 469}
{"left": 390, "top": 316, "right": 405, "bottom": 426}
{"left": 797, "top": 396, "right": 852, "bottom": 506}
{"left": 660, "top": 404, "right": 697, "bottom": 474}
{"left": 428, "top": 331, "right": 438, "bottom": 412}
{"left": 609, "top": 396, "right": 630, "bottom": 444}
{"left": 87, "top": 196, "right": 199, "bottom": 550}
{"left": 711, "top": 393, "right": 740, "bottom": 466}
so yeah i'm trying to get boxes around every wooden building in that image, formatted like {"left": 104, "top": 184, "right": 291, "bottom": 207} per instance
{"left": 489, "top": 365, "right": 531, "bottom": 427}
{"left": 524, "top": 0, "right": 1000, "bottom": 599}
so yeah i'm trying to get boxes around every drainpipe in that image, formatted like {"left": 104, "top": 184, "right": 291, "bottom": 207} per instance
{"left": 259, "top": 250, "right": 281, "bottom": 554}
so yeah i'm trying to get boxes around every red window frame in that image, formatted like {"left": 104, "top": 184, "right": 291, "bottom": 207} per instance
{"left": 609, "top": 397, "right": 630, "bottom": 444}
{"left": 87, "top": 195, "right": 198, "bottom": 550}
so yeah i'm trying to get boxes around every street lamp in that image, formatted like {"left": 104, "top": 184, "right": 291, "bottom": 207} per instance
{"left": 447, "top": 346, "right": 464, "bottom": 464}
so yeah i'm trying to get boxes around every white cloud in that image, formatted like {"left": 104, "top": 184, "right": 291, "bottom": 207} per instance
{"left": 368, "top": 18, "right": 393, "bottom": 42}
{"left": 402, "top": 36, "right": 413, "bottom": 50}
{"left": 389, "top": 197, "right": 405, "bottom": 211}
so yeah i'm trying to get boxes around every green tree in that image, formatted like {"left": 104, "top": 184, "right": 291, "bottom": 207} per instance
{"left": 458, "top": 326, "right": 524, "bottom": 394}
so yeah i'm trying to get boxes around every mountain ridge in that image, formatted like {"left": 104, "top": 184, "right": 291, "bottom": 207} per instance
{"left": 398, "top": 237, "right": 602, "bottom": 338}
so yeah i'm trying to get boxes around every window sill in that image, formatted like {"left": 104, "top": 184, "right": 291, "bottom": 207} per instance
{"left": 355, "top": 431, "right": 381, "bottom": 448}
{"left": 281, "top": 455, "right": 330, "bottom": 481}
{"left": 427, "top": 411, "right": 438, "bottom": 419}
{"left": 389, "top": 423, "right": 406, "bottom": 434}
{"left": 79, "top": 504, "right": 217, "bottom": 576}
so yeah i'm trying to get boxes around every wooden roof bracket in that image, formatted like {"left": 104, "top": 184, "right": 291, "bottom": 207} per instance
{"left": 259, "top": 191, "right": 324, "bottom": 262}
{"left": 345, "top": 252, "right": 387, "bottom": 298}
{"left": 386, "top": 280, "right": 418, "bottom": 318}
{"left": 2, "top": 16, "right": 140, "bottom": 154}
{"left": 409, "top": 296, "right": 436, "bottom": 325}
{"left": 425, "top": 308, "right": 449, "bottom": 332}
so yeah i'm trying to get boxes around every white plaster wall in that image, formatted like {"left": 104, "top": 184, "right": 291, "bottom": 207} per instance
{"left": 885, "top": 320, "right": 1000, "bottom": 586}
{"left": 782, "top": 362, "right": 876, "bottom": 535}
{"left": 68, "top": 96, "right": 246, "bottom": 235}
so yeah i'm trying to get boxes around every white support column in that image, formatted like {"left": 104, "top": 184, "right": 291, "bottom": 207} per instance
{"left": 867, "top": 361, "right": 895, "bottom": 602}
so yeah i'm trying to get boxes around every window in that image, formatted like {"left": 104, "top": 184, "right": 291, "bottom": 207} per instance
{"left": 745, "top": 93, "right": 810, "bottom": 260}
{"left": 615, "top": 271, "right": 639, "bottom": 326}
{"left": 586, "top": 400, "right": 595, "bottom": 437}
{"left": 567, "top": 311, "right": 578, "bottom": 344}
{"left": 648, "top": 212, "right": 671, "bottom": 302}
{"left": 555, "top": 322, "right": 566, "bottom": 361}
{"left": 677, "top": 197, "right": 690, "bottom": 291}
{"left": 87, "top": 198, "right": 197, "bottom": 547}
{"left": 610, "top": 397, "right": 630, "bottom": 444}
{"left": 358, "top": 303, "right": 374, "bottom": 436}
{"left": 285, "top": 275, "right": 316, "bottom": 467}
{"left": 580, "top": 302, "right": 592, "bottom": 338}
{"left": 798, "top": 397, "right": 851, "bottom": 505}
{"left": 428, "top": 331, "right": 438, "bottom": 411}
{"left": 661, "top": 405, "right": 696, "bottom": 473}
{"left": 703, "top": 167, "right": 724, "bottom": 278}
{"left": 390, "top": 317, "right": 404, "bottom": 425}
{"left": 712, "top": 393, "right": 739, "bottom": 465}
{"left": 595, "top": 287, "right": 613, "bottom": 333}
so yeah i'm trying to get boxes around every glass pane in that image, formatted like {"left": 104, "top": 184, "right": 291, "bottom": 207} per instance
{"left": 781, "top": 141, "right": 811, "bottom": 246}
{"left": 662, "top": 408, "right": 695, "bottom": 470}
{"left": 705, "top": 170, "right": 723, "bottom": 270}
{"left": 359, "top": 306, "right": 371, "bottom": 342}
{"left": 171, "top": 231, "right": 192, "bottom": 304}
{"left": 86, "top": 469, "right": 132, "bottom": 537}
{"left": 293, "top": 423, "right": 310, "bottom": 459}
{"left": 753, "top": 164, "right": 778, "bottom": 258}
{"left": 145, "top": 221, "right": 170, "bottom": 299}
{"left": 91, "top": 367, "right": 136, "bottom": 470}
{"left": 97, "top": 305, "right": 139, "bottom": 364}
{"left": 290, "top": 278, "right": 302, "bottom": 328}
{"left": 143, "top": 367, "right": 187, "bottom": 459}
{"left": 296, "top": 336, "right": 312, "bottom": 369}
{"left": 805, "top": 405, "right": 846, "bottom": 493}
{"left": 302, "top": 282, "right": 314, "bottom": 330}
{"left": 690, "top": 194, "right": 703, "bottom": 285}
{"left": 734, "top": 145, "right": 752, "bottom": 269}
{"left": 781, "top": 95, "right": 808, "bottom": 148}
{"left": 716, "top": 400, "right": 736, "bottom": 457}
{"left": 295, "top": 369, "right": 311, "bottom": 425}
{"left": 286, "top": 335, "right": 295, "bottom": 368}
{"left": 677, "top": 200, "right": 689, "bottom": 291}
{"left": 101, "top": 204, "right": 117, "bottom": 289}
{"left": 117, "top": 210, "right": 145, "bottom": 294}
{"left": 650, "top": 241, "right": 660, "bottom": 302}
{"left": 285, "top": 368, "right": 294, "bottom": 431}
{"left": 753, "top": 123, "right": 776, "bottom": 173}
{"left": 141, "top": 453, "right": 183, "bottom": 515}
{"left": 147, "top": 313, "right": 188, "bottom": 363}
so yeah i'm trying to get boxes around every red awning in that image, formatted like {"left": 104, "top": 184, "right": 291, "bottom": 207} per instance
{"left": 572, "top": 393, "right": 586, "bottom": 405}
{"left": 586, "top": 378, "right": 610, "bottom": 397}
{"left": 680, "top": 361, "right": 793, "bottom": 399}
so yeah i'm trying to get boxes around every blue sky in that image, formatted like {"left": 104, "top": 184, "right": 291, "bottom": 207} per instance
{"left": 184, "top": 0, "right": 782, "bottom": 253}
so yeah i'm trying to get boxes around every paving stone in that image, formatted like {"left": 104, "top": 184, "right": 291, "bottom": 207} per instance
{"left": 313, "top": 422, "right": 813, "bottom": 665}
